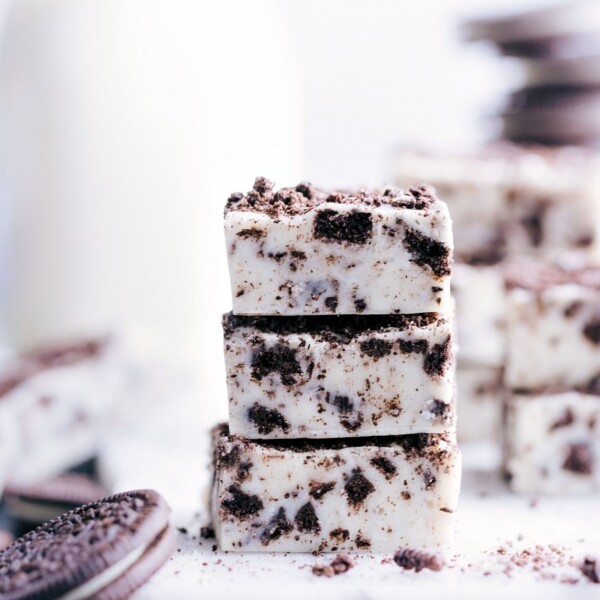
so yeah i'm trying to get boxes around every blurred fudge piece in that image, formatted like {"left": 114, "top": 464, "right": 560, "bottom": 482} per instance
{"left": 225, "top": 178, "right": 453, "bottom": 316}
{"left": 504, "top": 259, "right": 600, "bottom": 391}
{"left": 0, "top": 337, "right": 120, "bottom": 487}
{"left": 505, "top": 391, "right": 600, "bottom": 494}
{"left": 394, "top": 145, "right": 600, "bottom": 264}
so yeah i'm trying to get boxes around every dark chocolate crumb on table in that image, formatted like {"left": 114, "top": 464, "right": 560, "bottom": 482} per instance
{"left": 403, "top": 227, "right": 451, "bottom": 278}
{"left": 393, "top": 548, "right": 445, "bottom": 573}
{"left": 250, "top": 344, "right": 302, "bottom": 386}
{"left": 562, "top": 443, "right": 593, "bottom": 475}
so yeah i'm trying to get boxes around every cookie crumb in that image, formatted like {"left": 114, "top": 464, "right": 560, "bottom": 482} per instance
{"left": 393, "top": 548, "right": 445, "bottom": 573}
{"left": 581, "top": 556, "right": 600, "bottom": 583}
{"left": 312, "top": 553, "right": 354, "bottom": 577}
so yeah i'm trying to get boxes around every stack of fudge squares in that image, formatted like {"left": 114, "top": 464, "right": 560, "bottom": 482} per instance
{"left": 395, "top": 144, "right": 600, "bottom": 494}
{"left": 211, "top": 177, "right": 462, "bottom": 552}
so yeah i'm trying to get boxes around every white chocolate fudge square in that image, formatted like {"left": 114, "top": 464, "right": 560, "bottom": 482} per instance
{"left": 394, "top": 145, "right": 600, "bottom": 264}
{"left": 457, "top": 366, "right": 503, "bottom": 442}
{"left": 225, "top": 178, "right": 453, "bottom": 316}
{"left": 452, "top": 264, "right": 505, "bottom": 367}
{"left": 224, "top": 313, "right": 455, "bottom": 440}
{"left": 211, "top": 424, "right": 461, "bottom": 552}
{"left": 504, "top": 261, "right": 600, "bottom": 391}
{"left": 0, "top": 338, "right": 120, "bottom": 485}
{"left": 505, "top": 392, "right": 600, "bottom": 494}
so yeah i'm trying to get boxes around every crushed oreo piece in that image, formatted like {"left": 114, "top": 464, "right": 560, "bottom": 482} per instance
{"left": 250, "top": 344, "right": 301, "bottom": 386}
{"left": 312, "top": 553, "right": 354, "bottom": 577}
{"left": 247, "top": 403, "right": 290, "bottom": 435}
{"left": 200, "top": 526, "right": 215, "bottom": 540}
{"left": 221, "top": 485, "right": 263, "bottom": 520}
{"left": 260, "top": 507, "right": 293, "bottom": 544}
{"left": 309, "top": 481, "right": 336, "bottom": 500}
{"left": 294, "top": 502, "right": 321, "bottom": 534}
{"left": 424, "top": 337, "right": 452, "bottom": 377}
{"left": 550, "top": 408, "right": 574, "bottom": 431}
{"left": 360, "top": 338, "right": 392, "bottom": 358}
{"left": 344, "top": 469, "right": 375, "bottom": 507}
{"left": 370, "top": 455, "right": 397, "bottom": 478}
{"left": 314, "top": 210, "right": 373, "bottom": 244}
{"left": 581, "top": 556, "right": 600, "bottom": 583}
{"left": 393, "top": 548, "right": 445, "bottom": 573}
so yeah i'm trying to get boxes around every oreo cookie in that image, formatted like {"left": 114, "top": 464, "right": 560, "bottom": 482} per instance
{"left": 523, "top": 55, "right": 600, "bottom": 88}
{"left": 0, "top": 489, "right": 175, "bottom": 600}
{"left": 3, "top": 472, "right": 107, "bottom": 525}
{"left": 501, "top": 93, "right": 600, "bottom": 146}
{"left": 464, "top": 2, "right": 600, "bottom": 58}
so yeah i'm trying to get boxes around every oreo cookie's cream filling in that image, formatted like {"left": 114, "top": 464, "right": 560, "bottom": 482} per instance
{"left": 505, "top": 275, "right": 600, "bottom": 390}
{"left": 60, "top": 541, "right": 148, "bottom": 600}
{"left": 505, "top": 391, "right": 600, "bottom": 495}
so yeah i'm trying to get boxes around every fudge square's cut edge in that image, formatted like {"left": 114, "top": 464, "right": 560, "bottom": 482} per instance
{"left": 225, "top": 178, "right": 453, "bottom": 316}
{"left": 223, "top": 312, "right": 456, "bottom": 439}
{"left": 210, "top": 424, "right": 461, "bottom": 553}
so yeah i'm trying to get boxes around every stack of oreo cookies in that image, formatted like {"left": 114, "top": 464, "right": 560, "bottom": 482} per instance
{"left": 465, "top": 0, "right": 600, "bottom": 146}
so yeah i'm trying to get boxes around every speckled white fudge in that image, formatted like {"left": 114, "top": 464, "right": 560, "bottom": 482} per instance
{"left": 225, "top": 178, "right": 453, "bottom": 316}
{"left": 452, "top": 264, "right": 505, "bottom": 367}
{"left": 211, "top": 424, "right": 461, "bottom": 552}
{"left": 457, "top": 366, "right": 503, "bottom": 442}
{"left": 394, "top": 145, "right": 600, "bottom": 264}
{"left": 0, "top": 338, "right": 120, "bottom": 486}
{"left": 505, "top": 392, "right": 600, "bottom": 494}
{"left": 223, "top": 312, "right": 455, "bottom": 439}
{"left": 504, "top": 260, "right": 600, "bottom": 391}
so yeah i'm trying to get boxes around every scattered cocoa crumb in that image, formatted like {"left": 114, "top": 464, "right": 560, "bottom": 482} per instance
{"left": 529, "top": 497, "right": 538, "bottom": 508}
{"left": 581, "top": 556, "right": 600, "bottom": 583}
{"left": 393, "top": 548, "right": 445, "bottom": 573}
{"left": 176, "top": 527, "right": 188, "bottom": 535}
{"left": 312, "top": 553, "right": 355, "bottom": 577}
{"left": 200, "top": 526, "right": 216, "bottom": 539}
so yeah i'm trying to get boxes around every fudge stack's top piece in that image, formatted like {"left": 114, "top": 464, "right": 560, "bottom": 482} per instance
{"left": 225, "top": 177, "right": 453, "bottom": 315}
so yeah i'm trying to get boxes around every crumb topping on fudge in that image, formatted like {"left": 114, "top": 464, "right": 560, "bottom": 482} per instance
{"left": 225, "top": 177, "right": 439, "bottom": 217}
{"left": 223, "top": 312, "right": 440, "bottom": 341}
{"left": 393, "top": 547, "right": 445, "bottom": 572}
